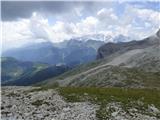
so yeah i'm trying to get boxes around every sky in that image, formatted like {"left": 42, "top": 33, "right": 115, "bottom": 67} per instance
{"left": 1, "top": 1, "right": 160, "bottom": 51}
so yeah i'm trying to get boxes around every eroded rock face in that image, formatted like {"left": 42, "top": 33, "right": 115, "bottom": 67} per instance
{"left": 1, "top": 86, "right": 98, "bottom": 120}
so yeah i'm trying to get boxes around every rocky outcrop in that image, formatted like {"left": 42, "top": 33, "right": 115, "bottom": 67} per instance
{"left": 97, "top": 29, "right": 160, "bottom": 59}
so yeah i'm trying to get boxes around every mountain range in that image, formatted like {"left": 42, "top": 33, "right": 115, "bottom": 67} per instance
{"left": 2, "top": 39, "right": 105, "bottom": 67}
{"left": 1, "top": 30, "right": 160, "bottom": 87}
{"left": 2, "top": 34, "right": 131, "bottom": 66}
{"left": 1, "top": 38, "right": 105, "bottom": 86}
{"left": 71, "top": 34, "right": 131, "bottom": 43}
{"left": 43, "top": 29, "right": 160, "bottom": 88}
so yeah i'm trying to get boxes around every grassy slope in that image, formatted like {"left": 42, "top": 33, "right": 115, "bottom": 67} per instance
{"left": 43, "top": 63, "right": 160, "bottom": 88}
{"left": 42, "top": 47, "right": 160, "bottom": 88}
{"left": 58, "top": 87, "right": 160, "bottom": 119}
{"left": 41, "top": 43, "right": 160, "bottom": 88}
{"left": 41, "top": 59, "right": 103, "bottom": 84}
{"left": 32, "top": 86, "right": 160, "bottom": 119}
{"left": 58, "top": 87, "right": 160, "bottom": 108}
{"left": 71, "top": 66, "right": 160, "bottom": 88}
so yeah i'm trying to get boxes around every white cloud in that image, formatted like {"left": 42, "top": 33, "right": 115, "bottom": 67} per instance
{"left": 2, "top": 4, "right": 160, "bottom": 51}
{"left": 97, "top": 8, "right": 118, "bottom": 28}
{"left": 97, "top": 8, "right": 118, "bottom": 21}
{"left": 124, "top": 4, "right": 160, "bottom": 26}
{"left": 2, "top": 20, "right": 29, "bottom": 41}
{"left": 2, "top": 19, "right": 31, "bottom": 51}
{"left": 51, "top": 21, "right": 74, "bottom": 42}
{"left": 75, "top": 16, "right": 98, "bottom": 35}
{"left": 29, "top": 12, "right": 52, "bottom": 40}
{"left": 120, "top": 5, "right": 160, "bottom": 38}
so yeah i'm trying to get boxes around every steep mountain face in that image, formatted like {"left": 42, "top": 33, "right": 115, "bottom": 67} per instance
{"left": 3, "top": 40, "right": 104, "bottom": 67}
{"left": 97, "top": 33, "right": 159, "bottom": 59}
{"left": 43, "top": 29, "right": 160, "bottom": 88}
{"left": 60, "top": 40, "right": 105, "bottom": 66}
{"left": 1, "top": 57, "right": 69, "bottom": 86}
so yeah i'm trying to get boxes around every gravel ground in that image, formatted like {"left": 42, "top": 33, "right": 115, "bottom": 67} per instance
{"left": 1, "top": 86, "right": 160, "bottom": 120}
{"left": 1, "top": 86, "right": 98, "bottom": 120}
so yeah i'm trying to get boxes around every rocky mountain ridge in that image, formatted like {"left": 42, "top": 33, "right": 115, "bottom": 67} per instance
{"left": 43, "top": 29, "right": 160, "bottom": 88}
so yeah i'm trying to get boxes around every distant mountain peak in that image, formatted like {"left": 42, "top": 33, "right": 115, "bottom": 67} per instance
{"left": 70, "top": 33, "right": 132, "bottom": 43}
{"left": 71, "top": 33, "right": 108, "bottom": 42}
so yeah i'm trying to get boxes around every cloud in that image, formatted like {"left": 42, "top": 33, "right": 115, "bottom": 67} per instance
{"left": 75, "top": 16, "right": 98, "bottom": 35}
{"left": 1, "top": 1, "right": 83, "bottom": 21}
{"left": 96, "top": 8, "right": 118, "bottom": 30}
{"left": 132, "top": 7, "right": 160, "bottom": 26}
{"left": 2, "top": 1, "right": 160, "bottom": 51}
{"left": 120, "top": 4, "right": 160, "bottom": 38}
{"left": 29, "top": 13, "right": 52, "bottom": 41}
{"left": 2, "top": 19, "right": 31, "bottom": 51}
{"left": 97, "top": 8, "right": 118, "bottom": 21}
{"left": 1, "top": 1, "right": 116, "bottom": 22}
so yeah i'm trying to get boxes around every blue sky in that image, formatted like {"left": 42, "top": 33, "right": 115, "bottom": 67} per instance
{"left": 1, "top": 1, "right": 160, "bottom": 51}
